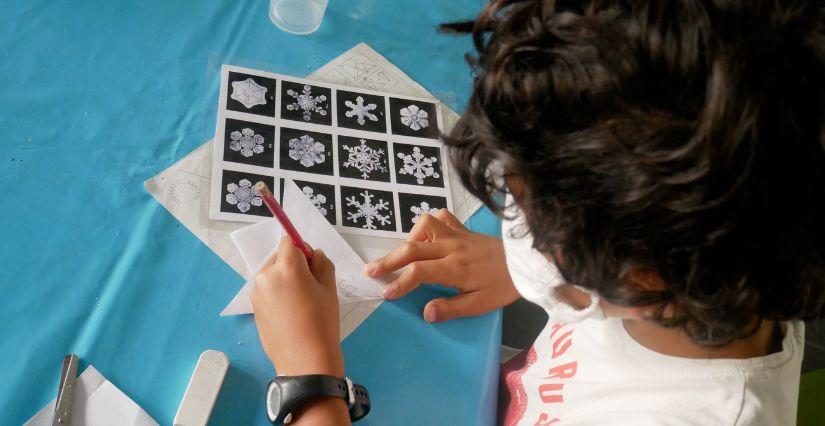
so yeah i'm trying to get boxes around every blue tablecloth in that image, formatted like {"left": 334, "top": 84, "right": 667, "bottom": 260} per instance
{"left": 0, "top": 0, "right": 502, "bottom": 424}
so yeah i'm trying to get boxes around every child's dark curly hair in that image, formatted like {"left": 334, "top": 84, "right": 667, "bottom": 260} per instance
{"left": 443, "top": 0, "right": 825, "bottom": 345}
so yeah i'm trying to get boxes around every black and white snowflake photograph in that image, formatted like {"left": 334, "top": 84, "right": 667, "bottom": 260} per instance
{"left": 279, "top": 127, "right": 334, "bottom": 175}
{"left": 291, "top": 179, "right": 336, "bottom": 225}
{"left": 388, "top": 98, "right": 439, "bottom": 139}
{"left": 337, "top": 136, "right": 390, "bottom": 182}
{"left": 223, "top": 118, "right": 275, "bottom": 168}
{"left": 340, "top": 185, "right": 396, "bottom": 232}
{"left": 219, "top": 169, "right": 274, "bottom": 217}
{"left": 335, "top": 90, "right": 386, "bottom": 133}
{"left": 280, "top": 81, "right": 332, "bottom": 125}
{"left": 398, "top": 193, "right": 448, "bottom": 233}
{"left": 393, "top": 142, "right": 444, "bottom": 187}
{"left": 225, "top": 72, "right": 277, "bottom": 117}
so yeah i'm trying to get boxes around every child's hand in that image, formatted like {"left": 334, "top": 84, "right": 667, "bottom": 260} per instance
{"left": 251, "top": 236, "right": 344, "bottom": 377}
{"left": 364, "top": 209, "right": 519, "bottom": 323}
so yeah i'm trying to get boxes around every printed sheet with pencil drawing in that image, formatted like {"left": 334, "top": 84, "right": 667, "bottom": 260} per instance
{"left": 144, "top": 43, "right": 482, "bottom": 340}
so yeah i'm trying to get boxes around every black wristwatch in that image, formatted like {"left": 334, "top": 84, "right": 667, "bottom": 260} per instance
{"left": 266, "top": 375, "right": 371, "bottom": 424}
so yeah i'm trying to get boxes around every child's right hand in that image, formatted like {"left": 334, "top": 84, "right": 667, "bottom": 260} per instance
{"left": 364, "top": 209, "right": 519, "bottom": 323}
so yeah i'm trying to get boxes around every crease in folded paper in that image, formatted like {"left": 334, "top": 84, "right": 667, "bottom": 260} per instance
{"left": 25, "top": 366, "right": 158, "bottom": 426}
{"left": 220, "top": 180, "right": 385, "bottom": 317}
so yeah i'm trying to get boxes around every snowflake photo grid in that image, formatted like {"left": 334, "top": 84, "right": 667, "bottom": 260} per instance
{"left": 219, "top": 170, "right": 274, "bottom": 218}
{"left": 398, "top": 193, "right": 448, "bottom": 233}
{"left": 337, "top": 136, "right": 390, "bottom": 182}
{"left": 210, "top": 64, "right": 454, "bottom": 237}
{"left": 281, "top": 178, "right": 337, "bottom": 225}
{"left": 340, "top": 185, "right": 396, "bottom": 232}
{"left": 279, "top": 127, "right": 335, "bottom": 176}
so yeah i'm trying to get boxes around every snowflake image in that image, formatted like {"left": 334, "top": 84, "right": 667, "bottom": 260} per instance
{"left": 344, "top": 96, "right": 378, "bottom": 125}
{"left": 302, "top": 186, "right": 329, "bottom": 217}
{"left": 397, "top": 146, "right": 440, "bottom": 184}
{"left": 230, "top": 78, "right": 267, "bottom": 108}
{"left": 226, "top": 179, "right": 262, "bottom": 213}
{"left": 345, "top": 190, "right": 392, "bottom": 230}
{"left": 342, "top": 139, "right": 387, "bottom": 179}
{"left": 229, "top": 128, "right": 265, "bottom": 157}
{"left": 286, "top": 84, "right": 327, "bottom": 121}
{"left": 399, "top": 104, "right": 429, "bottom": 130}
{"left": 410, "top": 201, "right": 440, "bottom": 224}
{"left": 288, "top": 135, "right": 326, "bottom": 167}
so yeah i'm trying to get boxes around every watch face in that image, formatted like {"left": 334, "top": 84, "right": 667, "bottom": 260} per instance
{"left": 266, "top": 381, "right": 283, "bottom": 422}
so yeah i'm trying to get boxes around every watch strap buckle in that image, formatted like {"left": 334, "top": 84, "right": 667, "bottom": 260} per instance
{"left": 345, "top": 377, "right": 355, "bottom": 409}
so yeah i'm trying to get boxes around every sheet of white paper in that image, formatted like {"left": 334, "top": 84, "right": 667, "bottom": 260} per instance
{"left": 221, "top": 179, "right": 384, "bottom": 315}
{"left": 25, "top": 366, "right": 158, "bottom": 426}
{"left": 144, "top": 43, "right": 481, "bottom": 337}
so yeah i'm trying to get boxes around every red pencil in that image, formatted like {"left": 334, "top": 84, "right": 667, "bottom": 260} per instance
{"left": 254, "top": 181, "right": 314, "bottom": 262}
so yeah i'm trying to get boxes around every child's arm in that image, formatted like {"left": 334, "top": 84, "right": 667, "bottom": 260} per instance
{"left": 365, "top": 209, "right": 519, "bottom": 322}
{"left": 251, "top": 236, "right": 350, "bottom": 425}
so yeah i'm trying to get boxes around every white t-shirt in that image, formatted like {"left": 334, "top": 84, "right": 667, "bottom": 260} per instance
{"left": 498, "top": 201, "right": 805, "bottom": 424}
{"left": 499, "top": 318, "right": 805, "bottom": 425}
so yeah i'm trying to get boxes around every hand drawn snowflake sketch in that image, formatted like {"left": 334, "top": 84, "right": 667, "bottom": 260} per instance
{"left": 397, "top": 147, "right": 440, "bottom": 184}
{"left": 226, "top": 179, "right": 262, "bottom": 213}
{"left": 286, "top": 85, "right": 327, "bottom": 121}
{"left": 230, "top": 78, "right": 267, "bottom": 108}
{"left": 410, "top": 201, "right": 440, "bottom": 224}
{"left": 288, "top": 135, "right": 326, "bottom": 167}
{"left": 342, "top": 139, "right": 387, "bottom": 179}
{"left": 345, "top": 190, "right": 392, "bottom": 230}
{"left": 302, "top": 186, "right": 329, "bottom": 217}
{"left": 344, "top": 96, "right": 378, "bottom": 125}
{"left": 399, "top": 104, "right": 429, "bottom": 131}
{"left": 229, "top": 128, "right": 265, "bottom": 157}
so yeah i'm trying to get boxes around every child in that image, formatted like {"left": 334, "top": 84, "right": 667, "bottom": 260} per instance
{"left": 251, "top": 0, "right": 825, "bottom": 424}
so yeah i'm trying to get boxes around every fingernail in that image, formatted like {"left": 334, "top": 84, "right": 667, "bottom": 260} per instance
{"left": 382, "top": 284, "right": 395, "bottom": 299}
{"left": 364, "top": 262, "right": 377, "bottom": 276}
{"left": 423, "top": 304, "right": 437, "bottom": 323}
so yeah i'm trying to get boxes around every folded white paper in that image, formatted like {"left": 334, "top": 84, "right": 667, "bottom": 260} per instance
{"left": 25, "top": 366, "right": 158, "bottom": 426}
{"left": 221, "top": 180, "right": 385, "bottom": 317}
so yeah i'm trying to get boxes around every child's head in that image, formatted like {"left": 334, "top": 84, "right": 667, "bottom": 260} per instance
{"left": 445, "top": 0, "right": 825, "bottom": 345}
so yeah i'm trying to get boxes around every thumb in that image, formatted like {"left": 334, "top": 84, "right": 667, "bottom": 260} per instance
{"left": 310, "top": 249, "right": 335, "bottom": 286}
{"left": 423, "top": 292, "right": 487, "bottom": 323}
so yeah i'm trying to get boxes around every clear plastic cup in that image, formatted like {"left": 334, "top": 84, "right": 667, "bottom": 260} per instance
{"left": 269, "top": 0, "right": 329, "bottom": 35}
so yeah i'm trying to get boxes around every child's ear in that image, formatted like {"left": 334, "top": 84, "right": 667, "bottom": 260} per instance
{"left": 620, "top": 266, "right": 675, "bottom": 319}
{"left": 625, "top": 267, "right": 667, "bottom": 291}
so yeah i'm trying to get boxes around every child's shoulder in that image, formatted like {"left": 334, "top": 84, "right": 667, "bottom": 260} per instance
{"left": 500, "top": 320, "right": 804, "bottom": 425}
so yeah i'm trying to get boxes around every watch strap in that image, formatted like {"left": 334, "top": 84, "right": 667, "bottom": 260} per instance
{"left": 268, "top": 375, "right": 370, "bottom": 423}
{"left": 348, "top": 380, "right": 370, "bottom": 421}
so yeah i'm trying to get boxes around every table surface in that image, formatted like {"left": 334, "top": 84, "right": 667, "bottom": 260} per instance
{"left": 0, "top": 0, "right": 503, "bottom": 424}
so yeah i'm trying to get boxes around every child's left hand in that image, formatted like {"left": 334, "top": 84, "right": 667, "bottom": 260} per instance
{"left": 251, "top": 236, "right": 344, "bottom": 378}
